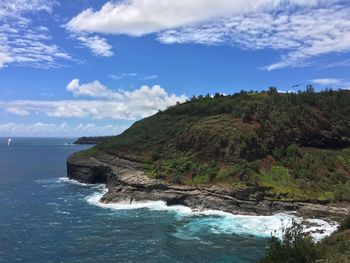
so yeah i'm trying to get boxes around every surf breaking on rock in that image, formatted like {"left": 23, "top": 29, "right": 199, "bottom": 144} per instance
{"left": 61, "top": 177, "right": 338, "bottom": 241}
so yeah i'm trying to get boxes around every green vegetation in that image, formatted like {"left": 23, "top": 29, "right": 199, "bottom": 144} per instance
{"left": 260, "top": 220, "right": 318, "bottom": 263}
{"left": 260, "top": 214, "right": 350, "bottom": 263}
{"left": 256, "top": 148, "right": 350, "bottom": 201}
{"left": 339, "top": 214, "right": 350, "bottom": 232}
{"left": 85, "top": 87, "right": 350, "bottom": 202}
{"left": 73, "top": 147, "right": 101, "bottom": 157}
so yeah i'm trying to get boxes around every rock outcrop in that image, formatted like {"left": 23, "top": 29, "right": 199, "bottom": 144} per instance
{"left": 67, "top": 152, "right": 349, "bottom": 220}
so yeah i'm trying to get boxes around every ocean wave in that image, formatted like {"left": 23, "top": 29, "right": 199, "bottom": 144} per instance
{"left": 37, "top": 177, "right": 105, "bottom": 191}
{"left": 84, "top": 187, "right": 338, "bottom": 240}
{"left": 85, "top": 190, "right": 192, "bottom": 212}
{"left": 304, "top": 218, "right": 339, "bottom": 240}
{"left": 56, "top": 177, "right": 96, "bottom": 187}
{"left": 173, "top": 212, "right": 294, "bottom": 240}
{"left": 173, "top": 213, "right": 337, "bottom": 240}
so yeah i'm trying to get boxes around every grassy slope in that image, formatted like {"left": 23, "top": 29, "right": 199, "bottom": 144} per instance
{"left": 78, "top": 89, "right": 350, "bottom": 203}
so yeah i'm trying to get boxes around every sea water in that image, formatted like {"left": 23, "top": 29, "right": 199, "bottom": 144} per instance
{"left": 0, "top": 138, "right": 337, "bottom": 263}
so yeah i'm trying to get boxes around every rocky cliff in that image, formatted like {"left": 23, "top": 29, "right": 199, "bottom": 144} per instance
{"left": 67, "top": 152, "right": 349, "bottom": 220}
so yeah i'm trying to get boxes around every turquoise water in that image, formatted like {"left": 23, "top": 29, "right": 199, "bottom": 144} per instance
{"left": 0, "top": 138, "right": 274, "bottom": 262}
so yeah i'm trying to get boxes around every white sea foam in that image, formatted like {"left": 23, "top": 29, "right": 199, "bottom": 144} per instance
{"left": 173, "top": 212, "right": 295, "bottom": 240}
{"left": 57, "top": 177, "right": 96, "bottom": 187}
{"left": 304, "top": 218, "right": 339, "bottom": 240}
{"left": 84, "top": 187, "right": 338, "bottom": 240}
{"left": 85, "top": 189, "right": 193, "bottom": 214}
{"left": 57, "top": 210, "right": 71, "bottom": 215}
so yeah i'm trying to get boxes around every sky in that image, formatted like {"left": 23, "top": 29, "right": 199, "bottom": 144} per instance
{"left": 0, "top": 0, "right": 350, "bottom": 137}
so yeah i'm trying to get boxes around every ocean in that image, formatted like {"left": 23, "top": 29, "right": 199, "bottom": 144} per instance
{"left": 0, "top": 138, "right": 336, "bottom": 263}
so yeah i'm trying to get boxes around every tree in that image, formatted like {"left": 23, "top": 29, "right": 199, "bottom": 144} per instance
{"left": 214, "top": 92, "right": 221, "bottom": 98}
{"left": 267, "top": 86, "right": 278, "bottom": 94}
{"left": 306, "top": 85, "right": 315, "bottom": 93}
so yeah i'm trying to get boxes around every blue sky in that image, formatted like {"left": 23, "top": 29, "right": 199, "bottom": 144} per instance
{"left": 0, "top": 0, "right": 350, "bottom": 137}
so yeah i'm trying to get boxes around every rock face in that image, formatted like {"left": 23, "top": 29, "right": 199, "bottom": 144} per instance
{"left": 67, "top": 153, "right": 349, "bottom": 220}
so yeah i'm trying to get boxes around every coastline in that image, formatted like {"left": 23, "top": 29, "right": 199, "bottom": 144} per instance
{"left": 67, "top": 152, "right": 350, "bottom": 223}
{"left": 60, "top": 176, "right": 338, "bottom": 241}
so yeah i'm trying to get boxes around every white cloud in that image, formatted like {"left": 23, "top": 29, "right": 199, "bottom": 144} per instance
{"left": 0, "top": 0, "right": 73, "bottom": 69}
{"left": 0, "top": 122, "right": 129, "bottom": 137}
{"left": 311, "top": 78, "right": 341, "bottom": 85}
{"left": 0, "top": 52, "right": 14, "bottom": 68}
{"left": 159, "top": 4, "right": 350, "bottom": 71}
{"left": 109, "top": 73, "right": 138, "bottom": 80}
{"left": 311, "top": 78, "right": 350, "bottom": 89}
{"left": 5, "top": 107, "right": 29, "bottom": 116}
{"left": 67, "top": 0, "right": 349, "bottom": 70}
{"left": 278, "top": 90, "right": 297, "bottom": 94}
{"left": 109, "top": 72, "right": 158, "bottom": 81}
{"left": 77, "top": 35, "right": 113, "bottom": 57}
{"left": 66, "top": 79, "right": 119, "bottom": 98}
{"left": 0, "top": 0, "right": 56, "bottom": 17}
{"left": 1, "top": 82, "right": 187, "bottom": 119}
{"left": 140, "top": 74, "right": 158, "bottom": 80}
{"left": 67, "top": 0, "right": 338, "bottom": 36}
{"left": 321, "top": 59, "right": 350, "bottom": 69}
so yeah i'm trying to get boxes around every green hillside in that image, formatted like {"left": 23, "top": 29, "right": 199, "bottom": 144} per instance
{"left": 79, "top": 87, "right": 350, "bottom": 203}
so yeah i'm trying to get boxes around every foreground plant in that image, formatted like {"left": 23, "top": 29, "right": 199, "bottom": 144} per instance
{"left": 260, "top": 220, "right": 318, "bottom": 263}
{"left": 260, "top": 214, "right": 350, "bottom": 263}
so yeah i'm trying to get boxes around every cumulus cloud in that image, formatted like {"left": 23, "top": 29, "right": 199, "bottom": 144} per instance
{"left": 66, "top": 79, "right": 119, "bottom": 98}
{"left": 77, "top": 35, "right": 113, "bottom": 57}
{"left": 0, "top": 122, "right": 129, "bottom": 137}
{"left": 1, "top": 81, "right": 187, "bottom": 119}
{"left": 67, "top": 0, "right": 349, "bottom": 70}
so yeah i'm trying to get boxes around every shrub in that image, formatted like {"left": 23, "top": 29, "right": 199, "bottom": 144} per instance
{"left": 323, "top": 191, "right": 335, "bottom": 202}
{"left": 151, "top": 148, "right": 161, "bottom": 161}
{"left": 260, "top": 220, "right": 319, "bottom": 263}
{"left": 193, "top": 174, "right": 210, "bottom": 184}
{"left": 333, "top": 182, "right": 350, "bottom": 202}
{"left": 338, "top": 214, "right": 350, "bottom": 232}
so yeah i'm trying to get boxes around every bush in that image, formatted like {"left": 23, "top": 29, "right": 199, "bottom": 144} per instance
{"left": 151, "top": 148, "right": 161, "bottom": 161}
{"left": 332, "top": 182, "right": 350, "bottom": 201}
{"left": 339, "top": 214, "right": 350, "bottom": 232}
{"left": 193, "top": 174, "right": 210, "bottom": 184}
{"left": 260, "top": 220, "right": 319, "bottom": 263}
